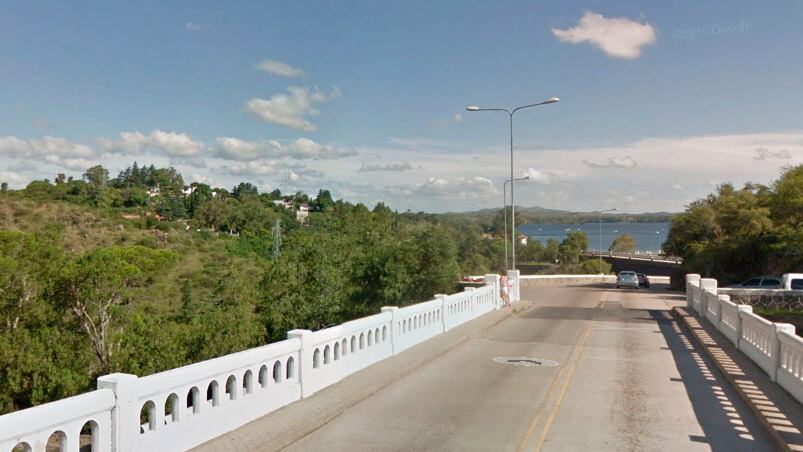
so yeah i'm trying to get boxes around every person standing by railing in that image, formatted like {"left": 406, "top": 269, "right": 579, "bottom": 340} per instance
{"left": 500, "top": 270, "right": 512, "bottom": 307}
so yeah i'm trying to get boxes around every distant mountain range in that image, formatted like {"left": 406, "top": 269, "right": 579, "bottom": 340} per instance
{"left": 442, "top": 206, "right": 676, "bottom": 224}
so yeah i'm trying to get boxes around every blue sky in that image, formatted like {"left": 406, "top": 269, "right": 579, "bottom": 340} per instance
{"left": 1, "top": 1, "right": 802, "bottom": 212}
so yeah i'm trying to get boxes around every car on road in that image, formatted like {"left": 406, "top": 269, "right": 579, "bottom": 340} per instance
{"left": 782, "top": 273, "right": 803, "bottom": 290}
{"left": 726, "top": 276, "right": 781, "bottom": 289}
{"left": 637, "top": 273, "right": 650, "bottom": 288}
{"left": 616, "top": 271, "right": 639, "bottom": 289}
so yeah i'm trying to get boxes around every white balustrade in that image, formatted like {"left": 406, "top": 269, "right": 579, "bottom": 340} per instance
{"left": 0, "top": 389, "right": 115, "bottom": 452}
{"left": 0, "top": 276, "right": 509, "bottom": 452}
{"left": 389, "top": 298, "right": 445, "bottom": 354}
{"left": 717, "top": 296, "right": 741, "bottom": 345}
{"left": 739, "top": 311, "right": 776, "bottom": 377}
{"left": 778, "top": 331, "right": 803, "bottom": 404}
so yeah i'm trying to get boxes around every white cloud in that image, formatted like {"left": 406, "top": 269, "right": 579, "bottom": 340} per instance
{"left": 582, "top": 155, "right": 637, "bottom": 169}
{"left": 256, "top": 59, "right": 304, "bottom": 78}
{"left": 522, "top": 168, "right": 562, "bottom": 185}
{"left": 99, "top": 130, "right": 205, "bottom": 157}
{"left": 246, "top": 86, "right": 341, "bottom": 131}
{"left": 552, "top": 12, "right": 657, "bottom": 60}
{"left": 414, "top": 176, "right": 498, "bottom": 200}
{"left": 358, "top": 162, "right": 414, "bottom": 173}
{"left": 454, "top": 113, "right": 463, "bottom": 124}
{"left": 185, "top": 22, "right": 205, "bottom": 32}
{"left": 0, "top": 135, "right": 95, "bottom": 158}
{"left": 215, "top": 137, "right": 356, "bottom": 161}
{"left": 754, "top": 147, "right": 792, "bottom": 160}
{"left": 672, "top": 184, "right": 684, "bottom": 190}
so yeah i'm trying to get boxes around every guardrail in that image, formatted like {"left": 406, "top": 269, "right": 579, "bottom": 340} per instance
{"left": 686, "top": 274, "right": 800, "bottom": 401}
{"left": 717, "top": 287, "right": 803, "bottom": 310}
{"left": 0, "top": 273, "right": 515, "bottom": 452}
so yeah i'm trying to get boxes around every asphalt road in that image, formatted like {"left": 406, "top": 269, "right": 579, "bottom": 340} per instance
{"left": 283, "top": 284, "right": 773, "bottom": 451}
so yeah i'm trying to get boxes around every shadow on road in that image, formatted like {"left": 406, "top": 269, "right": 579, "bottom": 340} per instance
{"left": 646, "top": 309, "right": 771, "bottom": 451}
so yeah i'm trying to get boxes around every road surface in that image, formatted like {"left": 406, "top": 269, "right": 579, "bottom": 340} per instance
{"left": 199, "top": 284, "right": 774, "bottom": 451}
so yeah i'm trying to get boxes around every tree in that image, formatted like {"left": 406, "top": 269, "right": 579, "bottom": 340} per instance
{"left": 57, "top": 246, "right": 177, "bottom": 373}
{"left": 558, "top": 231, "right": 588, "bottom": 265}
{"left": 83, "top": 165, "right": 109, "bottom": 188}
{"left": 1, "top": 182, "right": 7, "bottom": 192}
{"left": 232, "top": 182, "right": 258, "bottom": 200}
{"left": 609, "top": 234, "right": 637, "bottom": 253}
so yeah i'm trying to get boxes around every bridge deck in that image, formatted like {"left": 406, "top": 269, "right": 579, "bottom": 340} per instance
{"left": 197, "top": 285, "right": 773, "bottom": 451}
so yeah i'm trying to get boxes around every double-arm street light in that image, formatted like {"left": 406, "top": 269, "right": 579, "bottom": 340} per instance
{"left": 467, "top": 97, "right": 559, "bottom": 270}
{"left": 503, "top": 176, "right": 530, "bottom": 270}
{"left": 598, "top": 208, "right": 618, "bottom": 273}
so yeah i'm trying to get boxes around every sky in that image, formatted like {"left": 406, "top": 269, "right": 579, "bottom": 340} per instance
{"left": 1, "top": 1, "right": 802, "bottom": 213}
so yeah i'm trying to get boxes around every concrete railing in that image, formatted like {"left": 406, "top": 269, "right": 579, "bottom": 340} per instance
{"left": 0, "top": 389, "right": 115, "bottom": 452}
{"left": 686, "top": 274, "right": 800, "bottom": 398}
{"left": 0, "top": 275, "right": 512, "bottom": 452}
{"left": 717, "top": 288, "right": 803, "bottom": 310}
{"left": 778, "top": 331, "right": 803, "bottom": 404}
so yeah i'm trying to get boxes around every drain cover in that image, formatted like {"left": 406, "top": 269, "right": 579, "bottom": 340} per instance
{"left": 493, "top": 357, "right": 559, "bottom": 367}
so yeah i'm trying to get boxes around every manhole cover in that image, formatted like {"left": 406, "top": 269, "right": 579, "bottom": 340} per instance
{"left": 493, "top": 357, "right": 559, "bottom": 367}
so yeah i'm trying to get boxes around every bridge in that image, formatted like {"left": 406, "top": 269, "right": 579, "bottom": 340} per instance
{"left": 2, "top": 273, "right": 803, "bottom": 451}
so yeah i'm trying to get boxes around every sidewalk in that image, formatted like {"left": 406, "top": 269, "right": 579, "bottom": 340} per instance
{"left": 194, "top": 301, "right": 529, "bottom": 451}
{"left": 674, "top": 306, "right": 803, "bottom": 451}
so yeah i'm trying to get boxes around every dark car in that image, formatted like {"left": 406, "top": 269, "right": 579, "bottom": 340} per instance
{"left": 637, "top": 273, "right": 650, "bottom": 288}
{"left": 725, "top": 276, "right": 781, "bottom": 289}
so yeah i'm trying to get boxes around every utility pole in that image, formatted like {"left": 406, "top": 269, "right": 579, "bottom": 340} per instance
{"left": 272, "top": 218, "right": 282, "bottom": 260}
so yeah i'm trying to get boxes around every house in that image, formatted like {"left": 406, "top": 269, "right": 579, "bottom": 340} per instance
{"left": 518, "top": 234, "right": 528, "bottom": 246}
{"left": 272, "top": 199, "right": 293, "bottom": 209}
{"left": 296, "top": 204, "right": 310, "bottom": 223}
{"left": 147, "top": 187, "right": 160, "bottom": 198}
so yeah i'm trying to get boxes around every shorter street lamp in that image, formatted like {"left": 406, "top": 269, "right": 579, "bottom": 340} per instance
{"left": 598, "top": 208, "right": 618, "bottom": 274}
{"left": 503, "top": 175, "right": 530, "bottom": 270}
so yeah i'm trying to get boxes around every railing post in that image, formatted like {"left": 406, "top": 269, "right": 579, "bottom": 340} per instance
{"left": 381, "top": 306, "right": 399, "bottom": 355}
{"left": 287, "top": 329, "right": 313, "bottom": 397}
{"left": 772, "top": 323, "right": 796, "bottom": 382}
{"left": 464, "top": 286, "right": 476, "bottom": 317}
{"left": 484, "top": 274, "right": 501, "bottom": 310}
{"left": 435, "top": 294, "right": 448, "bottom": 332}
{"left": 685, "top": 274, "right": 701, "bottom": 309}
{"left": 508, "top": 269, "right": 521, "bottom": 302}
{"left": 716, "top": 294, "right": 729, "bottom": 332}
{"left": 736, "top": 305, "right": 753, "bottom": 349}
{"left": 699, "top": 278, "right": 717, "bottom": 315}
{"left": 97, "top": 373, "right": 139, "bottom": 452}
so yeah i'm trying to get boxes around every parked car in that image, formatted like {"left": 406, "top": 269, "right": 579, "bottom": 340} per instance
{"left": 637, "top": 273, "right": 650, "bottom": 288}
{"left": 726, "top": 276, "right": 781, "bottom": 289}
{"left": 616, "top": 271, "right": 639, "bottom": 289}
{"left": 781, "top": 273, "right": 803, "bottom": 290}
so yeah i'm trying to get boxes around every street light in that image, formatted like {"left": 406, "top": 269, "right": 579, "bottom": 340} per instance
{"left": 466, "top": 96, "right": 559, "bottom": 270}
{"left": 598, "top": 208, "right": 618, "bottom": 274}
{"left": 503, "top": 176, "right": 530, "bottom": 270}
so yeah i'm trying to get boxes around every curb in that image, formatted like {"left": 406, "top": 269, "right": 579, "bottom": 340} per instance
{"left": 672, "top": 306, "right": 796, "bottom": 452}
{"left": 196, "top": 301, "right": 531, "bottom": 451}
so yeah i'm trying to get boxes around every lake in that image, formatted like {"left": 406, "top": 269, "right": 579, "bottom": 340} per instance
{"left": 518, "top": 222, "right": 671, "bottom": 253}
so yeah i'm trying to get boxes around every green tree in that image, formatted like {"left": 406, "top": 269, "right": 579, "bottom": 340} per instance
{"left": 57, "top": 246, "right": 177, "bottom": 373}
{"left": 83, "top": 165, "right": 109, "bottom": 188}
{"left": 559, "top": 231, "right": 588, "bottom": 265}
{"left": 609, "top": 234, "right": 637, "bottom": 253}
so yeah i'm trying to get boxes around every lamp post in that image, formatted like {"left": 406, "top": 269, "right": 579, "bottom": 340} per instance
{"left": 598, "top": 208, "right": 618, "bottom": 274}
{"left": 503, "top": 176, "right": 530, "bottom": 270}
{"left": 467, "top": 96, "right": 559, "bottom": 270}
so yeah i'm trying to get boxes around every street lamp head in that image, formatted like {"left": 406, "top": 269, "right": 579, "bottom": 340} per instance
{"left": 542, "top": 97, "right": 560, "bottom": 104}
{"left": 466, "top": 105, "right": 480, "bottom": 112}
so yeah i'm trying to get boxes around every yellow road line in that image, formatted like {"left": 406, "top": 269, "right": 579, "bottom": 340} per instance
{"left": 532, "top": 323, "right": 594, "bottom": 451}
{"left": 517, "top": 292, "right": 607, "bottom": 451}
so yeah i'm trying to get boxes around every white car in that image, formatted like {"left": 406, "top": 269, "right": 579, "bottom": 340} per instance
{"left": 616, "top": 271, "right": 639, "bottom": 289}
{"left": 782, "top": 273, "right": 803, "bottom": 290}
